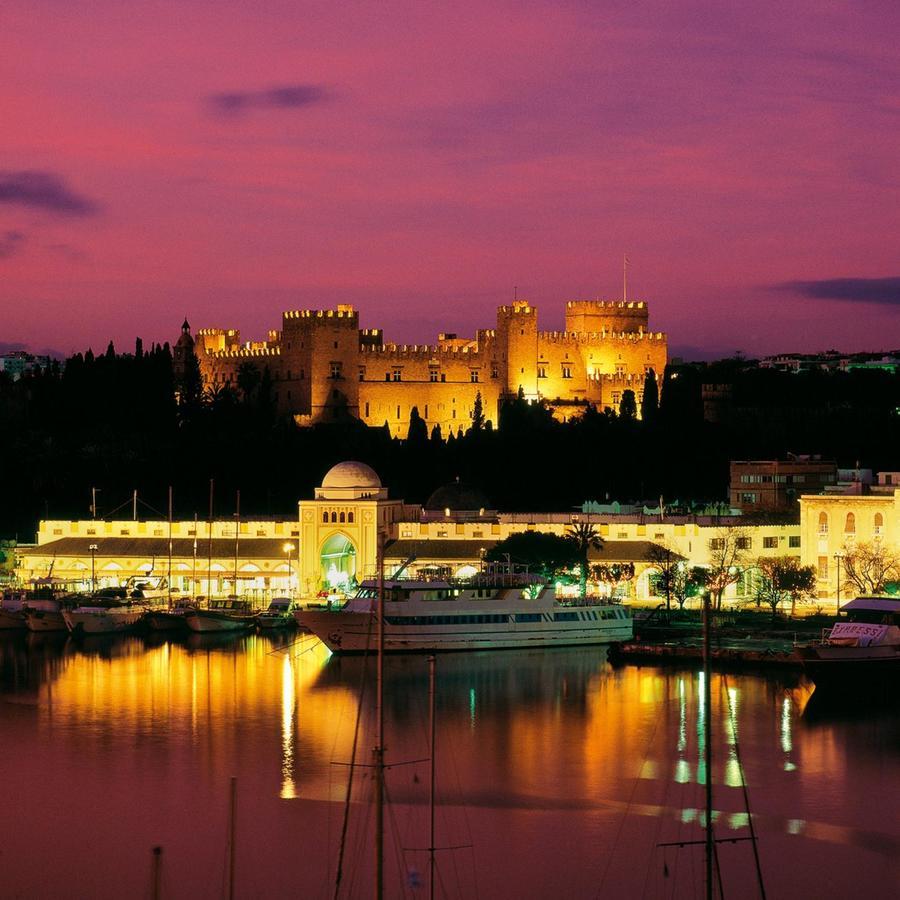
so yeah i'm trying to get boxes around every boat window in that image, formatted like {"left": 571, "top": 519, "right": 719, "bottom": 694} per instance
{"left": 553, "top": 612, "right": 579, "bottom": 622}
{"left": 515, "top": 613, "right": 541, "bottom": 623}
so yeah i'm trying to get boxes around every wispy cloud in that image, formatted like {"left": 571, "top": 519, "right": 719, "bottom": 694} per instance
{"left": 775, "top": 277, "right": 900, "bottom": 306}
{"left": 206, "top": 84, "right": 329, "bottom": 117}
{"left": 0, "top": 171, "right": 98, "bottom": 215}
{"left": 0, "top": 230, "right": 26, "bottom": 259}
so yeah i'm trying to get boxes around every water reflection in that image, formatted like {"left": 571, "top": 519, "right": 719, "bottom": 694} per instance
{"left": 0, "top": 632, "right": 897, "bottom": 898}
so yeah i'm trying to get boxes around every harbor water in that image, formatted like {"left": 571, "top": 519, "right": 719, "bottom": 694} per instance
{"left": 0, "top": 631, "right": 897, "bottom": 898}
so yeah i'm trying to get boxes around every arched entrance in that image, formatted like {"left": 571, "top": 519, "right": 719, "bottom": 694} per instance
{"left": 320, "top": 533, "right": 357, "bottom": 592}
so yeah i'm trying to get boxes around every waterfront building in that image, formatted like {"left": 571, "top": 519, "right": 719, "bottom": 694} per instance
{"left": 191, "top": 299, "right": 667, "bottom": 436}
{"left": 0, "top": 350, "right": 51, "bottom": 380}
{"left": 17, "top": 462, "right": 809, "bottom": 607}
{"left": 799, "top": 474, "right": 900, "bottom": 602}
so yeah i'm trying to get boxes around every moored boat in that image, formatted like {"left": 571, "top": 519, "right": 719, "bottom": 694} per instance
{"left": 296, "top": 573, "right": 633, "bottom": 654}
{"left": 257, "top": 597, "right": 297, "bottom": 630}
{"left": 184, "top": 598, "right": 258, "bottom": 633}
{"left": 63, "top": 603, "right": 147, "bottom": 635}
{"left": 0, "top": 594, "right": 27, "bottom": 630}
{"left": 796, "top": 596, "right": 900, "bottom": 691}
{"left": 24, "top": 599, "right": 70, "bottom": 633}
{"left": 144, "top": 599, "right": 201, "bottom": 632}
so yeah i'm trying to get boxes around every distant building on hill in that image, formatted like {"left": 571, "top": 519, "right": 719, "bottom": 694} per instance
{"left": 0, "top": 350, "right": 50, "bottom": 380}
{"left": 188, "top": 299, "right": 667, "bottom": 436}
{"left": 730, "top": 457, "right": 837, "bottom": 514}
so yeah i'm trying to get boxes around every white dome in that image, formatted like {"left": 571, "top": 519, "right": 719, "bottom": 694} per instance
{"left": 321, "top": 461, "right": 381, "bottom": 491}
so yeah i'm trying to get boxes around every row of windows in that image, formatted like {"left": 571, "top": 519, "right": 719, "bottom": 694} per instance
{"left": 384, "top": 614, "right": 510, "bottom": 626}
{"left": 817, "top": 511, "right": 884, "bottom": 534}
{"left": 322, "top": 511, "right": 355, "bottom": 524}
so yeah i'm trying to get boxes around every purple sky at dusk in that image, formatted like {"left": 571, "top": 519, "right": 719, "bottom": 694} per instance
{"left": 2, "top": 0, "right": 899, "bottom": 359}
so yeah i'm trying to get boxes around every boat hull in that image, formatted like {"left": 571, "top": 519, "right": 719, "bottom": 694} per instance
{"left": 298, "top": 610, "right": 633, "bottom": 654}
{"left": 63, "top": 608, "right": 145, "bottom": 635}
{"left": 24, "top": 610, "right": 68, "bottom": 632}
{"left": 0, "top": 609, "right": 26, "bottom": 630}
{"left": 256, "top": 614, "right": 296, "bottom": 630}
{"left": 144, "top": 611, "right": 190, "bottom": 632}
{"left": 797, "top": 644, "right": 900, "bottom": 688}
{"left": 184, "top": 611, "right": 257, "bottom": 633}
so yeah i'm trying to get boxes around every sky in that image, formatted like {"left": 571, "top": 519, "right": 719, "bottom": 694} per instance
{"left": 2, "top": 0, "right": 899, "bottom": 360}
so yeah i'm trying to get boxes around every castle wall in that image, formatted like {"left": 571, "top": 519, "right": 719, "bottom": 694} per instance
{"left": 192, "top": 297, "right": 667, "bottom": 429}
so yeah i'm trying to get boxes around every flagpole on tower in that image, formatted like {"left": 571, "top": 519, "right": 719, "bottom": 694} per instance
{"left": 623, "top": 254, "right": 628, "bottom": 302}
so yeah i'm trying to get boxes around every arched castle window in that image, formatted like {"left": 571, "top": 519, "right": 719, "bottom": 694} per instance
{"left": 348, "top": 512, "right": 355, "bottom": 523}
{"left": 322, "top": 511, "right": 328, "bottom": 523}
{"left": 874, "top": 512, "right": 884, "bottom": 534}
{"left": 331, "top": 512, "right": 337, "bottom": 523}
{"left": 817, "top": 512, "right": 828, "bottom": 534}
{"left": 844, "top": 512, "right": 855, "bottom": 534}
{"left": 339, "top": 512, "right": 345, "bottom": 523}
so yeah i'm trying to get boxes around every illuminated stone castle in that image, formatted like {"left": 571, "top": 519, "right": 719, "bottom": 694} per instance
{"left": 193, "top": 299, "right": 666, "bottom": 436}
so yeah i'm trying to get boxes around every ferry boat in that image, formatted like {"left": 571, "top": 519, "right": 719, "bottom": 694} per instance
{"left": 184, "top": 598, "right": 258, "bottom": 633}
{"left": 296, "top": 575, "right": 633, "bottom": 654}
{"left": 796, "top": 596, "right": 900, "bottom": 689}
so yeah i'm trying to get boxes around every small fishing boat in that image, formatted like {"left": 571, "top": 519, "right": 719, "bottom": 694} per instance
{"left": 63, "top": 603, "right": 147, "bottom": 636}
{"left": 184, "top": 598, "right": 258, "bottom": 633}
{"left": 0, "top": 594, "right": 27, "bottom": 630}
{"left": 256, "top": 597, "right": 297, "bottom": 630}
{"left": 24, "top": 598, "right": 71, "bottom": 633}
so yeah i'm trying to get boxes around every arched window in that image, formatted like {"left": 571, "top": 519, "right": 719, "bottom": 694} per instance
{"left": 818, "top": 512, "right": 828, "bottom": 534}
{"left": 874, "top": 512, "right": 884, "bottom": 534}
{"left": 339, "top": 512, "right": 345, "bottom": 523}
{"left": 331, "top": 511, "right": 338, "bottom": 523}
{"left": 844, "top": 512, "right": 855, "bottom": 534}
{"left": 322, "top": 511, "right": 328, "bottom": 523}
{"left": 348, "top": 512, "right": 355, "bottom": 523}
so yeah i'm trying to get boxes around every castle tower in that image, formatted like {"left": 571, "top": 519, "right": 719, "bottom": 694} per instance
{"left": 565, "top": 300, "right": 649, "bottom": 335}
{"left": 495, "top": 301, "right": 538, "bottom": 398}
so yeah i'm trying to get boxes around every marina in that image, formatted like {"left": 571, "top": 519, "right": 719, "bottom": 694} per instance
{"left": 0, "top": 628, "right": 897, "bottom": 898}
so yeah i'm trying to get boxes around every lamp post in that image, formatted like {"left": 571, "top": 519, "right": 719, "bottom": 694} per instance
{"left": 88, "top": 543, "right": 99, "bottom": 593}
{"left": 833, "top": 550, "right": 845, "bottom": 616}
{"left": 283, "top": 542, "right": 296, "bottom": 598}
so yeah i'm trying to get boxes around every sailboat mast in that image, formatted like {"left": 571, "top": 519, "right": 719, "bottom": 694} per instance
{"left": 703, "top": 590, "right": 714, "bottom": 900}
{"left": 167, "top": 486, "right": 173, "bottom": 607}
{"left": 375, "top": 536, "right": 385, "bottom": 899}
{"left": 207, "top": 479, "right": 214, "bottom": 600}
{"left": 233, "top": 490, "right": 240, "bottom": 597}
{"left": 428, "top": 654, "right": 436, "bottom": 900}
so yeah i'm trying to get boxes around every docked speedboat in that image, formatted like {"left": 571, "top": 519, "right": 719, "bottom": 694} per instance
{"left": 257, "top": 597, "right": 297, "bottom": 630}
{"left": 796, "top": 596, "right": 900, "bottom": 689}
{"left": 184, "top": 598, "right": 258, "bottom": 633}
{"left": 63, "top": 603, "right": 146, "bottom": 635}
{"left": 296, "top": 574, "right": 633, "bottom": 654}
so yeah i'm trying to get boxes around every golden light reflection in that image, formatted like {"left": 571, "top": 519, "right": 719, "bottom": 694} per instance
{"left": 281, "top": 652, "right": 296, "bottom": 799}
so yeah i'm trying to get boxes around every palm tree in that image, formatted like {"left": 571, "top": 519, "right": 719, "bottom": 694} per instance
{"left": 566, "top": 522, "right": 603, "bottom": 598}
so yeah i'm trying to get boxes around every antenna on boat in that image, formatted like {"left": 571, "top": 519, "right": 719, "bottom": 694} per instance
{"left": 233, "top": 490, "right": 240, "bottom": 599}
{"left": 207, "top": 479, "right": 214, "bottom": 601}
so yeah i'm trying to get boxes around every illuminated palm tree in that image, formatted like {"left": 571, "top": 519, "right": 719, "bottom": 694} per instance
{"left": 566, "top": 522, "right": 603, "bottom": 598}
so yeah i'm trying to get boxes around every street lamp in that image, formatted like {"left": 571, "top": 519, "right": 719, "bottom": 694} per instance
{"left": 283, "top": 542, "right": 296, "bottom": 597}
{"left": 88, "top": 543, "right": 99, "bottom": 594}
{"left": 833, "top": 550, "right": 846, "bottom": 616}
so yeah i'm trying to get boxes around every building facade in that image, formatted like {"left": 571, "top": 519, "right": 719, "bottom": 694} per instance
{"left": 730, "top": 457, "right": 837, "bottom": 514}
{"left": 17, "top": 462, "right": 811, "bottom": 609}
{"left": 192, "top": 299, "right": 667, "bottom": 436}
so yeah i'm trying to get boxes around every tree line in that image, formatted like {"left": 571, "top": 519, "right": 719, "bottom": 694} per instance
{"left": 2, "top": 342, "right": 899, "bottom": 540}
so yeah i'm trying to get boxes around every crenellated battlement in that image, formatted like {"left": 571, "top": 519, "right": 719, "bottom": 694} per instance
{"left": 190, "top": 296, "right": 666, "bottom": 424}
{"left": 283, "top": 304, "right": 358, "bottom": 323}
{"left": 566, "top": 299, "right": 646, "bottom": 311}
{"left": 539, "top": 330, "right": 664, "bottom": 344}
